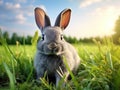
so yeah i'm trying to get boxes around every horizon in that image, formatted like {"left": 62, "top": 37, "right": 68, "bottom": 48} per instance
{"left": 0, "top": 0, "right": 120, "bottom": 39}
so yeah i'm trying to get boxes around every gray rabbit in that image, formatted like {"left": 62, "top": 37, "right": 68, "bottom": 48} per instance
{"left": 34, "top": 7, "right": 80, "bottom": 86}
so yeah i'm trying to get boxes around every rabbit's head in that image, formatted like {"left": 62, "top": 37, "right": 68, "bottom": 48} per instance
{"left": 34, "top": 7, "right": 71, "bottom": 55}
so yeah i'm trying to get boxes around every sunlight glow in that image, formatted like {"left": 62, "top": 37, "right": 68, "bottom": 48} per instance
{"left": 103, "top": 17, "right": 115, "bottom": 34}
{"left": 98, "top": 6, "right": 117, "bottom": 36}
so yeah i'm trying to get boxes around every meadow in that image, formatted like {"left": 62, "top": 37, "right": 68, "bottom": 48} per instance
{"left": 0, "top": 35, "right": 120, "bottom": 90}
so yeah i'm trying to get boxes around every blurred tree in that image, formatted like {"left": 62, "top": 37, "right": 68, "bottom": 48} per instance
{"left": 114, "top": 16, "right": 120, "bottom": 34}
{"left": 113, "top": 16, "right": 120, "bottom": 44}
{"left": 3, "top": 31, "right": 11, "bottom": 44}
{"left": 64, "top": 36, "right": 79, "bottom": 44}
{"left": 17, "top": 36, "right": 24, "bottom": 44}
{"left": 26, "top": 35, "right": 32, "bottom": 44}
{"left": 11, "top": 33, "right": 18, "bottom": 44}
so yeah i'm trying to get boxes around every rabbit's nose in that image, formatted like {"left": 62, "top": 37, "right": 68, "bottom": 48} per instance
{"left": 48, "top": 42, "right": 57, "bottom": 50}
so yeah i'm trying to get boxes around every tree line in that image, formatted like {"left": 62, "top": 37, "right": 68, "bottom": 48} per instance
{"left": 0, "top": 31, "right": 102, "bottom": 45}
{"left": 0, "top": 16, "right": 120, "bottom": 45}
{"left": 0, "top": 32, "right": 33, "bottom": 45}
{"left": 2, "top": 31, "right": 92, "bottom": 45}
{"left": 0, "top": 31, "right": 118, "bottom": 45}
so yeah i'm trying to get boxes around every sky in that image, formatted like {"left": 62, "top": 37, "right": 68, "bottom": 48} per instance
{"left": 0, "top": 0, "right": 120, "bottom": 39}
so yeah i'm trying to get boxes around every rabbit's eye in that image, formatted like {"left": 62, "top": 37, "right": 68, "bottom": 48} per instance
{"left": 42, "top": 34, "right": 44, "bottom": 40}
{"left": 61, "top": 35, "right": 63, "bottom": 40}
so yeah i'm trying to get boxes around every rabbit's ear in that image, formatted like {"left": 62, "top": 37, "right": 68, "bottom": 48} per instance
{"left": 34, "top": 7, "right": 51, "bottom": 31}
{"left": 55, "top": 8, "right": 71, "bottom": 30}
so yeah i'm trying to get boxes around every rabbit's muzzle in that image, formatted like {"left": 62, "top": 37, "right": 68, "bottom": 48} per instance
{"left": 47, "top": 42, "right": 59, "bottom": 53}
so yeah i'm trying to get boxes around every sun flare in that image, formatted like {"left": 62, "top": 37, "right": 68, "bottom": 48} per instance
{"left": 103, "top": 15, "right": 116, "bottom": 35}
{"left": 105, "top": 19, "right": 115, "bottom": 31}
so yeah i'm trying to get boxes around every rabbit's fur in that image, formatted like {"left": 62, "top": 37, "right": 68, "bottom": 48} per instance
{"left": 34, "top": 7, "right": 80, "bottom": 86}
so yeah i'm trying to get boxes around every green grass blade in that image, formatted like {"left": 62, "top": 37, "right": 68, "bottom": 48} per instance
{"left": 3, "top": 63, "right": 15, "bottom": 90}
{"left": 63, "top": 56, "right": 81, "bottom": 90}
{"left": 106, "top": 51, "right": 113, "bottom": 70}
{"left": 26, "top": 66, "right": 34, "bottom": 82}
{"left": 31, "top": 30, "right": 39, "bottom": 46}
{"left": 40, "top": 78, "right": 52, "bottom": 90}
{"left": 0, "top": 30, "right": 17, "bottom": 84}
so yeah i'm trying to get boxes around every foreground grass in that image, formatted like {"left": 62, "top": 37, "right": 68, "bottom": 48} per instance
{"left": 0, "top": 36, "right": 120, "bottom": 90}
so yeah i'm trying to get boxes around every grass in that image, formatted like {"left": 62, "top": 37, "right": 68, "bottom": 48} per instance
{"left": 0, "top": 32, "right": 120, "bottom": 90}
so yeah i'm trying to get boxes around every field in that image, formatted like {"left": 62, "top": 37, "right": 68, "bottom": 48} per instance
{"left": 0, "top": 37, "right": 120, "bottom": 90}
